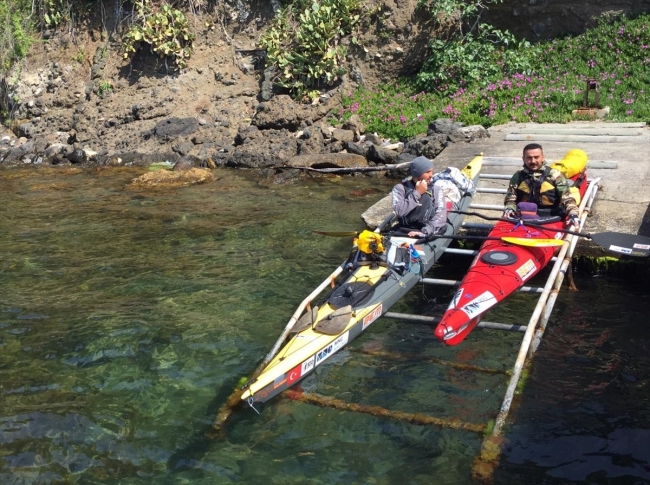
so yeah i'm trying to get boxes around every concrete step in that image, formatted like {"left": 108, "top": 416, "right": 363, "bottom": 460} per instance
{"left": 510, "top": 128, "right": 643, "bottom": 136}
{"left": 504, "top": 133, "right": 642, "bottom": 143}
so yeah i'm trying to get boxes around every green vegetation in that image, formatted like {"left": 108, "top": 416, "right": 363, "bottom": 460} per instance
{"left": 260, "top": 0, "right": 363, "bottom": 101}
{"left": 43, "top": 0, "right": 67, "bottom": 27}
{"left": 74, "top": 47, "right": 85, "bottom": 65}
{"left": 338, "top": 14, "right": 650, "bottom": 141}
{"left": 0, "top": 0, "right": 33, "bottom": 73}
{"left": 122, "top": 0, "right": 195, "bottom": 70}
{"left": 97, "top": 79, "right": 112, "bottom": 96}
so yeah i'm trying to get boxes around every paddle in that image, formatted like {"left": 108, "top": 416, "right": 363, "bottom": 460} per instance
{"left": 451, "top": 211, "right": 650, "bottom": 257}
{"left": 313, "top": 231, "right": 564, "bottom": 248}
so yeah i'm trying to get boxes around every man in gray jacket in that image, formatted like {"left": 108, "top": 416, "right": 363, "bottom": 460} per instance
{"left": 391, "top": 156, "right": 440, "bottom": 238}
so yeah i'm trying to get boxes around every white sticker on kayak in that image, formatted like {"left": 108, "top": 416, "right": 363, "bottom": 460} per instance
{"left": 450, "top": 288, "right": 464, "bottom": 308}
{"left": 460, "top": 291, "right": 497, "bottom": 318}
{"left": 315, "top": 332, "right": 349, "bottom": 366}
{"left": 286, "top": 356, "right": 315, "bottom": 386}
{"left": 362, "top": 304, "right": 382, "bottom": 330}
{"left": 609, "top": 245, "right": 632, "bottom": 254}
{"left": 516, "top": 259, "right": 537, "bottom": 281}
{"left": 633, "top": 243, "right": 650, "bottom": 250}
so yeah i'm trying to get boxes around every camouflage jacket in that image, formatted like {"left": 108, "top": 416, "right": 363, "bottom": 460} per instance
{"left": 504, "top": 164, "right": 578, "bottom": 217}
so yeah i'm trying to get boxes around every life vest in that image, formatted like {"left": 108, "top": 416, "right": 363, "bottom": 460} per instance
{"left": 551, "top": 149, "right": 588, "bottom": 205}
{"left": 513, "top": 166, "right": 559, "bottom": 208}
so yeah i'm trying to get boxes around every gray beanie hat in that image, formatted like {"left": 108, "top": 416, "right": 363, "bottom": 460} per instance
{"left": 410, "top": 156, "right": 434, "bottom": 178}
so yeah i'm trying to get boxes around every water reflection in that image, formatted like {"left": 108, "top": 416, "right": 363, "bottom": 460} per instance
{"left": 0, "top": 167, "right": 649, "bottom": 484}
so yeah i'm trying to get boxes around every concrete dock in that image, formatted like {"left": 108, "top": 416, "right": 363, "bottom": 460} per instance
{"left": 365, "top": 121, "right": 650, "bottom": 258}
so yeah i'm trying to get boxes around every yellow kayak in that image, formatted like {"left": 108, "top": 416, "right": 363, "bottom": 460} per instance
{"left": 239, "top": 155, "right": 484, "bottom": 406}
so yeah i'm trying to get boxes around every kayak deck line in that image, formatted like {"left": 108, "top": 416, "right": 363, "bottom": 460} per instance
{"left": 283, "top": 390, "right": 487, "bottom": 434}
{"left": 349, "top": 346, "right": 512, "bottom": 376}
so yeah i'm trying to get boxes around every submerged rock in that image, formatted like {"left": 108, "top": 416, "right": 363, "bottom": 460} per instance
{"left": 128, "top": 168, "right": 215, "bottom": 188}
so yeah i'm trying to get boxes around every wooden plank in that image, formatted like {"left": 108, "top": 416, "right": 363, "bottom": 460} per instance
{"left": 482, "top": 157, "right": 618, "bottom": 169}
{"left": 504, "top": 134, "right": 632, "bottom": 143}
{"left": 510, "top": 128, "right": 642, "bottom": 136}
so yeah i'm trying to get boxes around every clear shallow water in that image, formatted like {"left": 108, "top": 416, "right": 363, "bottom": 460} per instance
{"left": 0, "top": 167, "right": 648, "bottom": 485}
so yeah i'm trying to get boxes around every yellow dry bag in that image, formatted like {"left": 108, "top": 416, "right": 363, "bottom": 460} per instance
{"left": 551, "top": 148, "right": 588, "bottom": 205}
{"left": 355, "top": 230, "right": 385, "bottom": 254}
{"left": 551, "top": 149, "right": 587, "bottom": 178}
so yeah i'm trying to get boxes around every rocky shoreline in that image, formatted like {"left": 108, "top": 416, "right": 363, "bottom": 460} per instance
{"left": 1, "top": 90, "right": 488, "bottom": 182}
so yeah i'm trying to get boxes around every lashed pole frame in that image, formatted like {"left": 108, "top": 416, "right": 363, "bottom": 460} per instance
{"left": 471, "top": 178, "right": 601, "bottom": 481}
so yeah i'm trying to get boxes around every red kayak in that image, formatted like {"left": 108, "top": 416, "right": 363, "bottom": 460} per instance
{"left": 434, "top": 216, "right": 565, "bottom": 345}
{"left": 435, "top": 171, "right": 589, "bottom": 346}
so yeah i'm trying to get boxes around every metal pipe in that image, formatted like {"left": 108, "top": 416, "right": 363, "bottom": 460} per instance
{"left": 476, "top": 187, "right": 507, "bottom": 194}
{"left": 462, "top": 222, "right": 494, "bottom": 230}
{"left": 479, "top": 174, "right": 512, "bottom": 180}
{"left": 443, "top": 248, "right": 479, "bottom": 256}
{"left": 420, "top": 278, "right": 543, "bottom": 294}
{"left": 468, "top": 204, "right": 504, "bottom": 211}
{"left": 382, "top": 312, "right": 528, "bottom": 332}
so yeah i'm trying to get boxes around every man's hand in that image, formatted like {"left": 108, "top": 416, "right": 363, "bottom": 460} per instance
{"left": 566, "top": 214, "right": 580, "bottom": 231}
{"left": 407, "top": 230, "right": 425, "bottom": 237}
{"left": 415, "top": 179, "right": 428, "bottom": 194}
{"left": 503, "top": 209, "right": 516, "bottom": 219}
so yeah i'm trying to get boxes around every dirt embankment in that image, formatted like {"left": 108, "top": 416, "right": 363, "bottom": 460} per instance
{"left": 0, "top": 0, "right": 647, "bottom": 177}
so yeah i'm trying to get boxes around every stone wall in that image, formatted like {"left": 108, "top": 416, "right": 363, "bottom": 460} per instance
{"left": 483, "top": 0, "right": 650, "bottom": 40}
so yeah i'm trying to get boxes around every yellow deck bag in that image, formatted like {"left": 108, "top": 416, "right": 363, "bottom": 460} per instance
{"left": 551, "top": 149, "right": 588, "bottom": 205}
{"left": 551, "top": 149, "right": 587, "bottom": 178}
{"left": 356, "top": 230, "right": 385, "bottom": 254}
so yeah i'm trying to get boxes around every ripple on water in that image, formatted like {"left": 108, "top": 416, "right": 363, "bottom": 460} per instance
{"left": 1, "top": 168, "right": 649, "bottom": 483}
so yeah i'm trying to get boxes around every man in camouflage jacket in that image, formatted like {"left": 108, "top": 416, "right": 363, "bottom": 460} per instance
{"left": 503, "top": 143, "right": 580, "bottom": 230}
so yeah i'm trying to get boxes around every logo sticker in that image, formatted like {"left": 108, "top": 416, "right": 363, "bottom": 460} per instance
{"left": 450, "top": 288, "right": 464, "bottom": 307}
{"left": 362, "top": 304, "right": 383, "bottom": 330}
{"left": 515, "top": 259, "right": 536, "bottom": 281}
{"left": 608, "top": 245, "right": 632, "bottom": 254}
{"left": 461, "top": 291, "right": 497, "bottom": 318}
{"left": 315, "top": 332, "right": 349, "bottom": 366}
{"left": 633, "top": 243, "right": 650, "bottom": 250}
{"left": 286, "top": 356, "right": 315, "bottom": 386}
